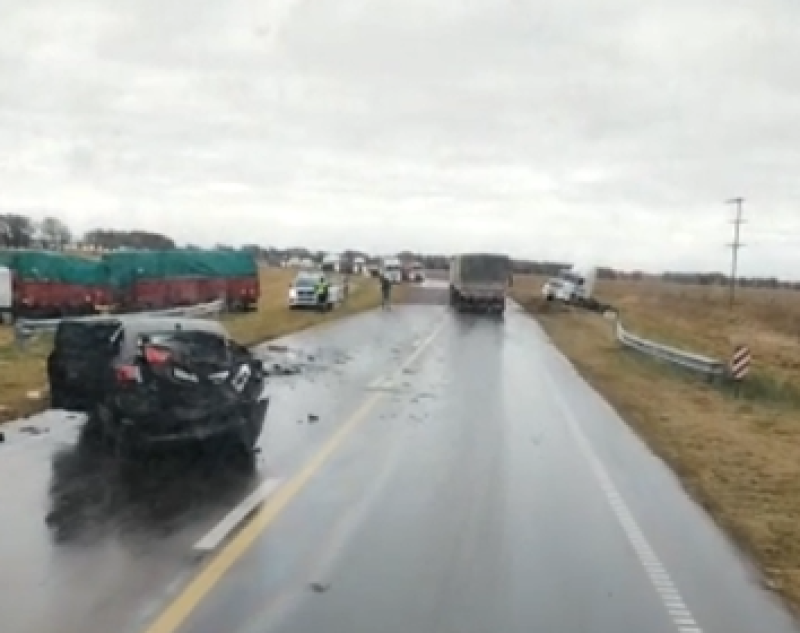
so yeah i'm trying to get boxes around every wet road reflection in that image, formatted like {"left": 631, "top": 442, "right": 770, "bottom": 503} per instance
{"left": 7, "top": 298, "right": 797, "bottom": 633}
{"left": 1, "top": 305, "right": 446, "bottom": 633}
{"left": 45, "top": 434, "right": 259, "bottom": 546}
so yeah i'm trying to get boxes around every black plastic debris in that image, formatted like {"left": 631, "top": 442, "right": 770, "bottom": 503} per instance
{"left": 309, "top": 582, "right": 331, "bottom": 593}
{"left": 20, "top": 426, "right": 47, "bottom": 435}
{"left": 308, "top": 414, "right": 319, "bottom": 423}
{"left": 266, "top": 344, "right": 289, "bottom": 353}
{"left": 0, "top": 431, "right": 5, "bottom": 443}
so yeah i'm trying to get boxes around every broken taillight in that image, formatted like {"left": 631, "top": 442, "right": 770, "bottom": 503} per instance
{"left": 115, "top": 365, "right": 141, "bottom": 383}
{"left": 144, "top": 345, "right": 171, "bottom": 365}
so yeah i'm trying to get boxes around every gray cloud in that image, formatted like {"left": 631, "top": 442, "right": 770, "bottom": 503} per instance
{"left": 0, "top": 0, "right": 798, "bottom": 274}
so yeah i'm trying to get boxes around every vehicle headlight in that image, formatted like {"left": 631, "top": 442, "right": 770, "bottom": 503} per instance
{"left": 289, "top": 288, "right": 297, "bottom": 299}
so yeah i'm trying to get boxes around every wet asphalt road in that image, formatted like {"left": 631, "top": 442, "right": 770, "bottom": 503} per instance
{"left": 1, "top": 285, "right": 798, "bottom": 633}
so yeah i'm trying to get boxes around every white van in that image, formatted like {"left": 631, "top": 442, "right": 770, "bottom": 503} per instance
{"left": 0, "top": 266, "right": 12, "bottom": 323}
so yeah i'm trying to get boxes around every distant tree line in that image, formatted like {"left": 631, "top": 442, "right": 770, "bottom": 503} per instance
{"left": 0, "top": 213, "right": 72, "bottom": 249}
{"left": 1, "top": 213, "right": 797, "bottom": 288}
{"left": 83, "top": 229, "right": 176, "bottom": 250}
{"left": 0, "top": 213, "right": 175, "bottom": 251}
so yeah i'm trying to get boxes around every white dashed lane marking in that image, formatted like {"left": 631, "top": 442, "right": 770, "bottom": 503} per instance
{"left": 194, "top": 478, "right": 283, "bottom": 553}
{"left": 545, "top": 372, "right": 705, "bottom": 633}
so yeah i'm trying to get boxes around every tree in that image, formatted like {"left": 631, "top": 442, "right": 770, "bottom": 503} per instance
{"left": 0, "top": 218, "right": 10, "bottom": 246}
{"left": 0, "top": 213, "right": 34, "bottom": 248}
{"left": 83, "top": 229, "right": 176, "bottom": 250}
{"left": 39, "top": 216, "right": 72, "bottom": 249}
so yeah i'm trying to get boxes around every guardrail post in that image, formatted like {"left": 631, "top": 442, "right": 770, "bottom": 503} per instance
{"left": 14, "top": 323, "right": 29, "bottom": 350}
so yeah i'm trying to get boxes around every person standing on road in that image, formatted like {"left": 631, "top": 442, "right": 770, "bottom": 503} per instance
{"left": 380, "top": 272, "right": 392, "bottom": 310}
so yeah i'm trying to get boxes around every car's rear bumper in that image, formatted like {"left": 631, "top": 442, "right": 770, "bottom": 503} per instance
{"left": 107, "top": 398, "right": 269, "bottom": 448}
{"left": 458, "top": 294, "right": 506, "bottom": 303}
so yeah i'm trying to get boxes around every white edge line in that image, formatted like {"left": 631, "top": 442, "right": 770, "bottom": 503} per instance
{"left": 541, "top": 368, "right": 706, "bottom": 633}
{"left": 194, "top": 477, "right": 283, "bottom": 552}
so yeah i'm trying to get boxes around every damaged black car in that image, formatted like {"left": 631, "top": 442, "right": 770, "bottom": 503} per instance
{"left": 47, "top": 316, "right": 269, "bottom": 456}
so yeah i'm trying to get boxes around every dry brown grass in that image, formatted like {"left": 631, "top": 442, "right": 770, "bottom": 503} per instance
{"left": 0, "top": 326, "right": 50, "bottom": 422}
{"left": 511, "top": 274, "right": 800, "bottom": 609}
{"left": 598, "top": 279, "right": 800, "bottom": 391}
{"left": 0, "top": 267, "right": 388, "bottom": 424}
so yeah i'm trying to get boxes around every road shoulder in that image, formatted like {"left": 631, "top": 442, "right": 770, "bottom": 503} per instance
{"left": 513, "top": 296, "right": 800, "bottom": 617}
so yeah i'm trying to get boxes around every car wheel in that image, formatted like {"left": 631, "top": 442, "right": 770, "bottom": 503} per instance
{"left": 50, "top": 384, "right": 68, "bottom": 409}
{"left": 91, "top": 403, "right": 135, "bottom": 459}
{"left": 78, "top": 412, "right": 107, "bottom": 452}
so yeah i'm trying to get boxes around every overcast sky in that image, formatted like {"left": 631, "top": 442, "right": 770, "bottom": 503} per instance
{"left": 1, "top": 0, "right": 799, "bottom": 274}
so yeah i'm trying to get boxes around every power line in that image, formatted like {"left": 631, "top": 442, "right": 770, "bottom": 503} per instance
{"left": 725, "top": 197, "right": 746, "bottom": 309}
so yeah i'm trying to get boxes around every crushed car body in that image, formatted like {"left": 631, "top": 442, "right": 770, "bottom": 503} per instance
{"left": 47, "top": 315, "right": 269, "bottom": 455}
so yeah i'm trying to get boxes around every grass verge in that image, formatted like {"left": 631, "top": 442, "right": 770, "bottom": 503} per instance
{"left": 0, "top": 267, "right": 389, "bottom": 424}
{"left": 511, "top": 275, "right": 800, "bottom": 611}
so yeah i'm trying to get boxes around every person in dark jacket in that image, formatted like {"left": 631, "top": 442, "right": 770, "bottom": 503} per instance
{"left": 380, "top": 273, "right": 392, "bottom": 309}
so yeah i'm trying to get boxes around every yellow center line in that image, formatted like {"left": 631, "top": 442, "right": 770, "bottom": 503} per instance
{"left": 142, "top": 317, "right": 447, "bottom": 633}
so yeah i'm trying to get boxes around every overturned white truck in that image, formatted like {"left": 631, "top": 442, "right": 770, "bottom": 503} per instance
{"left": 448, "top": 253, "right": 511, "bottom": 314}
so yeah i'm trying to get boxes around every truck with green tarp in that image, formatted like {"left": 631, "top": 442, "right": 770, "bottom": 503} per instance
{"left": 102, "top": 249, "right": 259, "bottom": 312}
{"left": 0, "top": 250, "right": 110, "bottom": 319}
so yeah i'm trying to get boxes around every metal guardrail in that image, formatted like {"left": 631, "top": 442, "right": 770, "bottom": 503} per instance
{"left": 615, "top": 317, "right": 726, "bottom": 380}
{"left": 13, "top": 299, "right": 225, "bottom": 346}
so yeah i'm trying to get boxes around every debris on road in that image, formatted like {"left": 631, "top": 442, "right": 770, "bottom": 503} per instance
{"left": 265, "top": 363, "right": 302, "bottom": 376}
{"left": 309, "top": 582, "right": 331, "bottom": 593}
{"left": 308, "top": 414, "right": 319, "bottom": 423}
{"left": 0, "top": 431, "right": 5, "bottom": 443}
{"left": 265, "top": 344, "right": 290, "bottom": 353}
{"left": 256, "top": 344, "right": 325, "bottom": 376}
{"left": 20, "top": 425, "right": 48, "bottom": 435}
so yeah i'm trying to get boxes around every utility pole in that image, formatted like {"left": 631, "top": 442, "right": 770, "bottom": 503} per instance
{"left": 725, "top": 197, "right": 746, "bottom": 309}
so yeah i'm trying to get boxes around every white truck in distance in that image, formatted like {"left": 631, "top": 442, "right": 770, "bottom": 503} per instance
{"left": 321, "top": 253, "right": 340, "bottom": 273}
{"left": 407, "top": 262, "right": 425, "bottom": 283}
{"left": 542, "top": 265, "right": 598, "bottom": 305}
{"left": 381, "top": 257, "right": 403, "bottom": 284}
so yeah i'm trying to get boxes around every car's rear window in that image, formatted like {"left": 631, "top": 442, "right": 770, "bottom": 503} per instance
{"left": 55, "top": 321, "right": 121, "bottom": 352}
{"left": 143, "top": 330, "right": 231, "bottom": 364}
